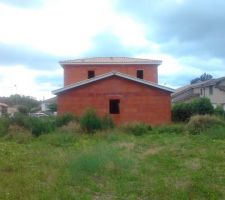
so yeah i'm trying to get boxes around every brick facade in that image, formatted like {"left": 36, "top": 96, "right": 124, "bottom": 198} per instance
{"left": 63, "top": 64, "right": 158, "bottom": 86}
{"left": 57, "top": 76, "right": 172, "bottom": 125}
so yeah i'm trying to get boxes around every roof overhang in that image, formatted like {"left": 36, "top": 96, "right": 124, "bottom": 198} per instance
{"left": 60, "top": 61, "right": 162, "bottom": 66}
{"left": 52, "top": 71, "right": 175, "bottom": 95}
{"left": 59, "top": 57, "right": 162, "bottom": 66}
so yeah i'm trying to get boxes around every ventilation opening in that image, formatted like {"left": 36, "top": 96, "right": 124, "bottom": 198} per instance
{"left": 109, "top": 99, "right": 120, "bottom": 114}
{"left": 88, "top": 70, "right": 95, "bottom": 79}
{"left": 137, "top": 70, "right": 143, "bottom": 79}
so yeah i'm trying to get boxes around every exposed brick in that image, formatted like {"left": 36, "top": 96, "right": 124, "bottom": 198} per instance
{"left": 57, "top": 76, "right": 171, "bottom": 125}
{"left": 63, "top": 64, "right": 158, "bottom": 86}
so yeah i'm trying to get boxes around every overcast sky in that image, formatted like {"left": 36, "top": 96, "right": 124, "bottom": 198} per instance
{"left": 0, "top": 0, "right": 224, "bottom": 99}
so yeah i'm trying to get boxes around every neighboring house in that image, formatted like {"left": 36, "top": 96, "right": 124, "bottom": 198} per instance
{"left": 7, "top": 106, "right": 18, "bottom": 117}
{"left": 0, "top": 103, "right": 8, "bottom": 117}
{"left": 172, "top": 77, "right": 225, "bottom": 110}
{"left": 53, "top": 57, "right": 175, "bottom": 125}
{"left": 41, "top": 97, "right": 57, "bottom": 112}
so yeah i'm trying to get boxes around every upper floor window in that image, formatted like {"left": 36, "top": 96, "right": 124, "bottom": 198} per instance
{"left": 209, "top": 86, "right": 213, "bottom": 95}
{"left": 88, "top": 70, "right": 95, "bottom": 79}
{"left": 137, "top": 70, "right": 144, "bottom": 79}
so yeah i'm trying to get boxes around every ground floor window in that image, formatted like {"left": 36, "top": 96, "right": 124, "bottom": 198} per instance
{"left": 109, "top": 99, "right": 120, "bottom": 114}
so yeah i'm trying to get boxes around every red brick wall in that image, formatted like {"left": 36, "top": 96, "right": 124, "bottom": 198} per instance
{"left": 57, "top": 76, "right": 171, "bottom": 125}
{"left": 63, "top": 64, "right": 158, "bottom": 86}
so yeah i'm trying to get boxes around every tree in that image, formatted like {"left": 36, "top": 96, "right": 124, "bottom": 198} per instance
{"left": 0, "top": 94, "right": 40, "bottom": 111}
{"left": 48, "top": 103, "right": 57, "bottom": 112}
{"left": 191, "top": 73, "right": 213, "bottom": 84}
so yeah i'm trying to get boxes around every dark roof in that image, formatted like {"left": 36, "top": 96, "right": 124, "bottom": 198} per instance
{"left": 52, "top": 71, "right": 175, "bottom": 95}
{"left": 173, "top": 76, "right": 225, "bottom": 97}
{"left": 60, "top": 57, "right": 162, "bottom": 65}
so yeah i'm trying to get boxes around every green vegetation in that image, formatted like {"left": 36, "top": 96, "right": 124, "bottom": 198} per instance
{"left": 0, "top": 117, "right": 9, "bottom": 136}
{"left": 80, "top": 109, "right": 115, "bottom": 133}
{"left": 121, "top": 122, "right": 152, "bottom": 136}
{"left": 187, "top": 115, "right": 225, "bottom": 134}
{"left": 55, "top": 113, "right": 77, "bottom": 127}
{"left": 0, "top": 124, "right": 225, "bottom": 199}
{"left": 48, "top": 103, "right": 57, "bottom": 112}
{"left": 172, "top": 97, "right": 215, "bottom": 122}
{"left": 0, "top": 103, "right": 225, "bottom": 199}
{"left": 0, "top": 111, "right": 225, "bottom": 199}
{"left": 0, "top": 94, "right": 39, "bottom": 111}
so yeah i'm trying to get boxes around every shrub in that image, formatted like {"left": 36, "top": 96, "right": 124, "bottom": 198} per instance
{"left": 17, "top": 105, "right": 29, "bottom": 115}
{"left": 55, "top": 113, "right": 77, "bottom": 127}
{"left": 186, "top": 115, "right": 225, "bottom": 134}
{"left": 172, "top": 103, "right": 192, "bottom": 122}
{"left": 80, "top": 109, "right": 102, "bottom": 133}
{"left": 172, "top": 98, "right": 214, "bottom": 122}
{"left": 10, "top": 113, "right": 30, "bottom": 128}
{"left": 58, "top": 121, "right": 81, "bottom": 133}
{"left": 214, "top": 105, "right": 225, "bottom": 119}
{"left": 28, "top": 117, "right": 56, "bottom": 137}
{"left": 191, "top": 98, "right": 214, "bottom": 115}
{"left": 0, "top": 117, "right": 9, "bottom": 136}
{"left": 121, "top": 122, "right": 152, "bottom": 136}
{"left": 101, "top": 115, "right": 115, "bottom": 130}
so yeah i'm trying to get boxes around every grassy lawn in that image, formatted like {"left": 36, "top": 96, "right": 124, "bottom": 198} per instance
{"left": 0, "top": 130, "right": 225, "bottom": 199}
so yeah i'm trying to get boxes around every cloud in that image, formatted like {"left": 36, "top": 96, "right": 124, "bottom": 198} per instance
{"left": 0, "top": 65, "right": 62, "bottom": 99}
{"left": 117, "top": 0, "right": 225, "bottom": 59}
{"left": 0, "top": 0, "right": 43, "bottom": 8}
{"left": 81, "top": 32, "right": 145, "bottom": 57}
{"left": 0, "top": 43, "right": 60, "bottom": 69}
{"left": 116, "top": 0, "right": 225, "bottom": 87}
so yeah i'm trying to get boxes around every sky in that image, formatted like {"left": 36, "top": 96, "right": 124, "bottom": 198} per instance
{"left": 0, "top": 0, "right": 225, "bottom": 100}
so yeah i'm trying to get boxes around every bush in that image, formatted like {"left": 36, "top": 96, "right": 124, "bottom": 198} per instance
{"left": 186, "top": 115, "right": 225, "bottom": 134}
{"left": 214, "top": 105, "right": 225, "bottom": 119}
{"left": 121, "top": 122, "right": 152, "bottom": 136}
{"left": 17, "top": 105, "right": 29, "bottom": 115}
{"left": 80, "top": 109, "right": 102, "bottom": 133}
{"left": 101, "top": 115, "right": 115, "bottom": 130}
{"left": 28, "top": 117, "right": 56, "bottom": 137}
{"left": 0, "top": 118, "right": 9, "bottom": 136}
{"left": 191, "top": 98, "right": 214, "bottom": 115}
{"left": 172, "top": 98, "right": 214, "bottom": 122}
{"left": 10, "top": 113, "right": 30, "bottom": 128}
{"left": 172, "top": 103, "right": 192, "bottom": 122}
{"left": 55, "top": 113, "right": 77, "bottom": 127}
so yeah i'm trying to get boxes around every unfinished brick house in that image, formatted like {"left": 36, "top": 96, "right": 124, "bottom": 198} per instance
{"left": 53, "top": 57, "right": 174, "bottom": 125}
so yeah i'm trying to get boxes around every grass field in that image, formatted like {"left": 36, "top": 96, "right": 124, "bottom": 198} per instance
{"left": 0, "top": 128, "right": 225, "bottom": 199}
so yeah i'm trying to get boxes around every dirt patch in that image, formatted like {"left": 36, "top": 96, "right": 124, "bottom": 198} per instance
{"left": 141, "top": 146, "right": 163, "bottom": 158}
{"left": 116, "top": 142, "right": 134, "bottom": 150}
{"left": 184, "top": 158, "right": 201, "bottom": 170}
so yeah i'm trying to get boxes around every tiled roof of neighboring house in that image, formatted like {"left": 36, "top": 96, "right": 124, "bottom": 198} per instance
{"left": 60, "top": 57, "right": 162, "bottom": 65}
{"left": 52, "top": 71, "right": 175, "bottom": 95}
{"left": 0, "top": 103, "right": 8, "bottom": 107}
{"left": 172, "top": 76, "right": 225, "bottom": 97}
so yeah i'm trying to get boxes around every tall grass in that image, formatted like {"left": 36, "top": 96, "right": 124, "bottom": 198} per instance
{"left": 68, "top": 144, "right": 133, "bottom": 184}
{"left": 187, "top": 115, "right": 225, "bottom": 134}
